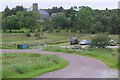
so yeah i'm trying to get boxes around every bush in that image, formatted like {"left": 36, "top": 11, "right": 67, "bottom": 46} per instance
{"left": 25, "top": 31, "right": 31, "bottom": 37}
{"left": 35, "top": 32, "right": 41, "bottom": 39}
{"left": 91, "top": 33, "right": 110, "bottom": 48}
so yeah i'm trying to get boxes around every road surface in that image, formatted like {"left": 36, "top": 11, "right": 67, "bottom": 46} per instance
{"left": 1, "top": 49, "right": 118, "bottom": 78}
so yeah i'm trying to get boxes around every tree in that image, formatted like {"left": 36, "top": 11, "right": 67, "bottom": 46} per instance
{"left": 3, "top": 6, "right": 12, "bottom": 18}
{"left": 16, "top": 11, "right": 40, "bottom": 32}
{"left": 2, "top": 15, "right": 20, "bottom": 32}
{"left": 52, "top": 12, "right": 68, "bottom": 30}
{"left": 11, "top": 5, "right": 26, "bottom": 15}
{"left": 76, "top": 6, "right": 95, "bottom": 33}
{"left": 91, "top": 33, "right": 110, "bottom": 48}
{"left": 41, "top": 20, "right": 53, "bottom": 32}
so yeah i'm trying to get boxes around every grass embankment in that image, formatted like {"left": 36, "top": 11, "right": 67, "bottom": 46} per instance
{"left": 43, "top": 46, "right": 118, "bottom": 69}
{"left": 2, "top": 53, "right": 68, "bottom": 78}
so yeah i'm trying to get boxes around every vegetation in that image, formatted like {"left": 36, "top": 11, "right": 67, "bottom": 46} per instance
{"left": 43, "top": 46, "right": 118, "bottom": 69}
{"left": 1, "top": 5, "right": 119, "bottom": 34}
{"left": 2, "top": 53, "right": 68, "bottom": 78}
{"left": 1, "top": 32, "right": 118, "bottom": 49}
{"left": 91, "top": 33, "right": 110, "bottom": 48}
{"left": 2, "top": 15, "right": 20, "bottom": 32}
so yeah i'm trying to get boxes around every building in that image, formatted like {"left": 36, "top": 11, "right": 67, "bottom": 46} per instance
{"left": 33, "top": 3, "right": 50, "bottom": 22}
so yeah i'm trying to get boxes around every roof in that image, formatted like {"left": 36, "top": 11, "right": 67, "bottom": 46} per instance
{"left": 38, "top": 9, "right": 49, "bottom": 16}
{"left": 51, "top": 13, "right": 57, "bottom": 17}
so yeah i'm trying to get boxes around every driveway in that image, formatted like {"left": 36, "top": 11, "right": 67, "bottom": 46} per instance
{"left": 1, "top": 49, "right": 118, "bottom": 78}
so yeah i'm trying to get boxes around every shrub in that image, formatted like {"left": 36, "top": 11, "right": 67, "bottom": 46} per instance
{"left": 91, "top": 33, "right": 110, "bottom": 48}
{"left": 25, "top": 31, "right": 31, "bottom": 37}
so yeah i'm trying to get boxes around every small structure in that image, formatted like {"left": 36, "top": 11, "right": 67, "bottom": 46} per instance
{"left": 70, "top": 36, "right": 78, "bottom": 45}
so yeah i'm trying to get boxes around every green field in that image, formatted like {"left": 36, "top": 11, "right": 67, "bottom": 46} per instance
{"left": 1, "top": 32, "right": 118, "bottom": 49}
{"left": 2, "top": 53, "right": 68, "bottom": 78}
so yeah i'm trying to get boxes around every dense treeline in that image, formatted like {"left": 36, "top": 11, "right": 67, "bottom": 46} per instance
{"left": 2, "top": 6, "right": 40, "bottom": 32}
{"left": 2, "top": 5, "right": 119, "bottom": 34}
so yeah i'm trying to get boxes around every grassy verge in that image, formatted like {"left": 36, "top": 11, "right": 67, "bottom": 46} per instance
{"left": 43, "top": 46, "right": 118, "bottom": 69}
{"left": 0, "top": 44, "right": 17, "bottom": 49}
{"left": 2, "top": 53, "right": 68, "bottom": 78}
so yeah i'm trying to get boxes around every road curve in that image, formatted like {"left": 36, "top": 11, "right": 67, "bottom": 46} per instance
{"left": 1, "top": 49, "right": 118, "bottom": 78}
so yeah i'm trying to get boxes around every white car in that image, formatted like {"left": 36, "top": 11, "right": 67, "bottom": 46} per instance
{"left": 80, "top": 40, "right": 92, "bottom": 45}
{"left": 108, "top": 40, "right": 117, "bottom": 46}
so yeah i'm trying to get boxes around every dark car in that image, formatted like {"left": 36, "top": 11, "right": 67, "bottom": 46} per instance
{"left": 70, "top": 36, "right": 78, "bottom": 45}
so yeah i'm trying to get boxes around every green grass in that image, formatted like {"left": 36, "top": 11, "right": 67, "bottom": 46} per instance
{"left": 2, "top": 53, "right": 68, "bottom": 78}
{"left": 0, "top": 44, "right": 17, "bottom": 49}
{"left": 2, "top": 32, "right": 118, "bottom": 49}
{"left": 43, "top": 46, "right": 118, "bottom": 69}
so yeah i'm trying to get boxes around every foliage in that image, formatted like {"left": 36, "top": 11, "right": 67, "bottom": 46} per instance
{"left": 25, "top": 31, "right": 31, "bottom": 37}
{"left": 3, "top": 6, "right": 12, "bottom": 18}
{"left": 11, "top": 5, "right": 26, "bottom": 15}
{"left": 2, "top": 15, "right": 20, "bottom": 32}
{"left": 76, "top": 6, "right": 95, "bottom": 33}
{"left": 91, "top": 33, "right": 110, "bottom": 48}
{"left": 2, "top": 5, "right": 119, "bottom": 34}
{"left": 47, "top": 6, "right": 64, "bottom": 15}
{"left": 2, "top": 53, "right": 68, "bottom": 78}
{"left": 16, "top": 11, "right": 40, "bottom": 32}
{"left": 41, "top": 20, "right": 53, "bottom": 32}
{"left": 34, "top": 31, "right": 44, "bottom": 39}
{"left": 52, "top": 12, "right": 68, "bottom": 30}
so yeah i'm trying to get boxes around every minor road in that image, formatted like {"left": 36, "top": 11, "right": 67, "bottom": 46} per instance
{"left": 1, "top": 49, "right": 118, "bottom": 78}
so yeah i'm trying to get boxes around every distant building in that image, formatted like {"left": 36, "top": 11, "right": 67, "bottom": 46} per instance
{"left": 51, "top": 13, "right": 57, "bottom": 17}
{"left": 32, "top": 3, "right": 50, "bottom": 22}
{"left": 118, "top": 1, "right": 120, "bottom": 9}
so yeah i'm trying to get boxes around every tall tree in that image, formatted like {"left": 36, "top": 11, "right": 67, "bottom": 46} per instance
{"left": 11, "top": 5, "right": 26, "bottom": 15}
{"left": 52, "top": 12, "right": 68, "bottom": 30}
{"left": 16, "top": 11, "right": 39, "bottom": 32}
{"left": 3, "top": 6, "right": 12, "bottom": 18}
{"left": 2, "top": 15, "right": 20, "bottom": 32}
{"left": 77, "top": 6, "right": 95, "bottom": 33}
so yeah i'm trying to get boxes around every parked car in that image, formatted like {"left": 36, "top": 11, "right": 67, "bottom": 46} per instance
{"left": 108, "top": 40, "right": 117, "bottom": 46}
{"left": 70, "top": 36, "right": 78, "bottom": 45}
{"left": 80, "top": 40, "right": 92, "bottom": 45}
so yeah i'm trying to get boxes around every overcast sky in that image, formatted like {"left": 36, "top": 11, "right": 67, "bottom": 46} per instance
{"left": 0, "top": 0, "right": 119, "bottom": 11}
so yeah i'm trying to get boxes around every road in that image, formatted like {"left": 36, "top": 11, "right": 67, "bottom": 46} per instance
{"left": 1, "top": 49, "right": 118, "bottom": 78}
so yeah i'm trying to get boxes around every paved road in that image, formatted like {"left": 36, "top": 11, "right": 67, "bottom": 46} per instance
{"left": 1, "top": 49, "right": 118, "bottom": 78}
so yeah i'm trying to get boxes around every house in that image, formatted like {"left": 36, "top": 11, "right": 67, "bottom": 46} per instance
{"left": 32, "top": 3, "right": 50, "bottom": 22}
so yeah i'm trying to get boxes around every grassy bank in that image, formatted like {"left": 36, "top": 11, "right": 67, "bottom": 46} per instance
{"left": 2, "top": 53, "right": 68, "bottom": 78}
{"left": 43, "top": 46, "right": 118, "bottom": 69}
{"left": 1, "top": 32, "right": 118, "bottom": 49}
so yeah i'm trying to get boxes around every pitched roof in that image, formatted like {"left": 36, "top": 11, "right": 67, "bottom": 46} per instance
{"left": 38, "top": 9, "right": 49, "bottom": 16}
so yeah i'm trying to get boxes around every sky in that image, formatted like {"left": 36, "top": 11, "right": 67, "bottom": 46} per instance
{"left": 0, "top": 0, "right": 120, "bottom": 11}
